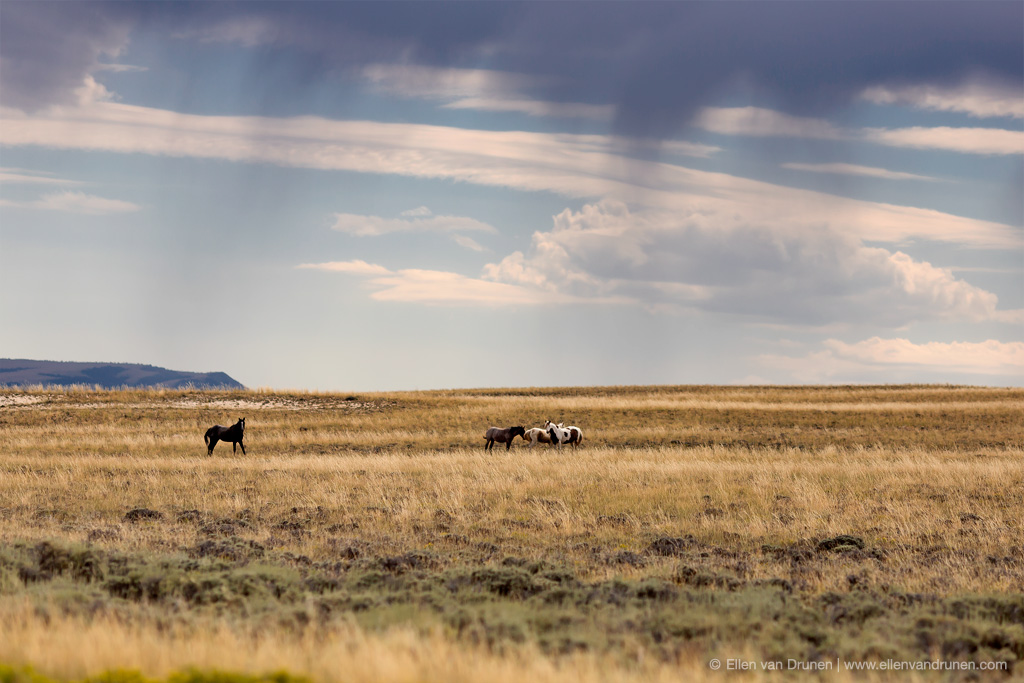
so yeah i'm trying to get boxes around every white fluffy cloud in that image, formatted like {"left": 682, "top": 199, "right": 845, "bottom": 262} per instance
{"left": 0, "top": 190, "right": 139, "bottom": 215}
{"left": 862, "top": 82, "right": 1024, "bottom": 119}
{"left": 297, "top": 259, "right": 611, "bottom": 306}
{"left": 861, "top": 125, "right": 1024, "bottom": 156}
{"left": 0, "top": 168, "right": 85, "bottom": 185}
{"left": 760, "top": 337, "right": 1024, "bottom": 381}
{"left": 361, "top": 64, "right": 537, "bottom": 101}
{"left": 5, "top": 95, "right": 1020, "bottom": 327}
{"left": 301, "top": 199, "right": 1017, "bottom": 326}
{"left": 297, "top": 260, "right": 392, "bottom": 276}
{"left": 451, "top": 234, "right": 488, "bottom": 252}
{"left": 361, "top": 64, "right": 615, "bottom": 121}
{"left": 442, "top": 97, "right": 615, "bottom": 120}
{"left": 826, "top": 337, "right": 1024, "bottom": 372}
{"left": 331, "top": 208, "right": 497, "bottom": 237}
{"left": 695, "top": 107, "right": 845, "bottom": 139}
{"left": 2, "top": 99, "right": 1018, "bottom": 247}
{"left": 780, "top": 162, "right": 941, "bottom": 182}
{"left": 481, "top": 200, "right": 1015, "bottom": 326}
{"left": 695, "top": 106, "right": 1024, "bottom": 156}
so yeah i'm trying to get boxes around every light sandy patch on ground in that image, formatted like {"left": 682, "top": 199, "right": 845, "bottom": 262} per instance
{"left": 170, "top": 398, "right": 314, "bottom": 410}
{"left": 168, "top": 398, "right": 390, "bottom": 411}
{"left": 0, "top": 394, "right": 46, "bottom": 408}
{"left": 0, "top": 392, "right": 389, "bottom": 412}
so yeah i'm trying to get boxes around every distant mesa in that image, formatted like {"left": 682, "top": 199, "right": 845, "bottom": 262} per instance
{"left": 0, "top": 359, "right": 244, "bottom": 389}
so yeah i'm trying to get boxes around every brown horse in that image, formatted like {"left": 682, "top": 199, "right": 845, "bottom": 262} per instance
{"left": 484, "top": 425, "right": 526, "bottom": 451}
{"left": 205, "top": 417, "right": 246, "bottom": 455}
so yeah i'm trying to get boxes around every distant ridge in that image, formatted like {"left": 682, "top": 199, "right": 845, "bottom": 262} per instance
{"left": 0, "top": 359, "right": 244, "bottom": 389}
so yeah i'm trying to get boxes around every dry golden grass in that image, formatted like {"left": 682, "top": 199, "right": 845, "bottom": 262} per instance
{"left": 0, "top": 600, "right": 715, "bottom": 683}
{"left": 1, "top": 445, "right": 1020, "bottom": 592}
{"left": 1, "top": 599, "right": 958, "bottom": 683}
{"left": 0, "top": 384, "right": 1021, "bottom": 681}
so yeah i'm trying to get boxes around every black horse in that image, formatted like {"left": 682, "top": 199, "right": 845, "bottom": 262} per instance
{"left": 205, "top": 417, "right": 246, "bottom": 455}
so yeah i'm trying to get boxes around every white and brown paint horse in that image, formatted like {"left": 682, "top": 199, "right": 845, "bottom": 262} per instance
{"left": 545, "top": 420, "right": 583, "bottom": 449}
{"left": 484, "top": 425, "right": 526, "bottom": 451}
{"left": 523, "top": 427, "right": 553, "bottom": 448}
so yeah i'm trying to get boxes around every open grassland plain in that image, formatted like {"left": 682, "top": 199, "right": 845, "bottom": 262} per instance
{"left": 0, "top": 384, "right": 1021, "bottom": 682}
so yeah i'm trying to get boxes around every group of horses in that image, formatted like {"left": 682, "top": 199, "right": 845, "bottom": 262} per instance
{"left": 484, "top": 420, "right": 583, "bottom": 451}
{"left": 203, "top": 416, "right": 582, "bottom": 456}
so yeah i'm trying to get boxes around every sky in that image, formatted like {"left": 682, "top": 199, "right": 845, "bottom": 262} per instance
{"left": 1, "top": 1, "right": 1022, "bottom": 391}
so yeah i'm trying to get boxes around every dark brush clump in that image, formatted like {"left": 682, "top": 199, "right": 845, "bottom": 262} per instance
{"left": 1, "top": 540, "right": 1021, "bottom": 672}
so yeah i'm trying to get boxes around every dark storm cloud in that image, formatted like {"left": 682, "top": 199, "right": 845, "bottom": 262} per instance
{"left": 0, "top": 2, "right": 133, "bottom": 110}
{"left": 496, "top": 1, "right": 1024, "bottom": 138}
{"left": 3, "top": 1, "right": 1021, "bottom": 139}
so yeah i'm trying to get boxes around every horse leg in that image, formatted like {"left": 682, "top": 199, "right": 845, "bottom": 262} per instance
{"left": 233, "top": 441, "right": 237, "bottom": 453}
{"left": 239, "top": 439, "right": 246, "bottom": 455}
{"left": 505, "top": 439, "right": 512, "bottom": 451}
{"left": 208, "top": 438, "right": 218, "bottom": 455}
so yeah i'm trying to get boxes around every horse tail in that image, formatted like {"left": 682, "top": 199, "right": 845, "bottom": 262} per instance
{"left": 204, "top": 428, "right": 211, "bottom": 446}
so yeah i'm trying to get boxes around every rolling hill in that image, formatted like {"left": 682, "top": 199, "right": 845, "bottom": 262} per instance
{"left": 0, "top": 359, "right": 244, "bottom": 389}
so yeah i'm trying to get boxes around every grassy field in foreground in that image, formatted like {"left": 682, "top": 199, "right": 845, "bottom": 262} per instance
{"left": 0, "top": 384, "right": 1021, "bottom": 682}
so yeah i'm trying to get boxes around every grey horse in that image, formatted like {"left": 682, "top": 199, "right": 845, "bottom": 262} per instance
{"left": 484, "top": 425, "right": 526, "bottom": 451}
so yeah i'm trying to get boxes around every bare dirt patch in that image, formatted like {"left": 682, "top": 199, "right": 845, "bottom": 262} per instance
{"left": 168, "top": 397, "right": 395, "bottom": 412}
{"left": 0, "top": 395, "right": 45, "bottom": 408}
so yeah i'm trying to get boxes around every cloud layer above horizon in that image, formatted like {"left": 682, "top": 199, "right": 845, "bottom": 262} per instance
{"left": 1, "top": 1, "right": 1021, "bottom": 389}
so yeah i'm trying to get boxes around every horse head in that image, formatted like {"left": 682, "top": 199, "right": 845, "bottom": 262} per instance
{"left": 511, "top": 426, "right": 526, "bottom": 438}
